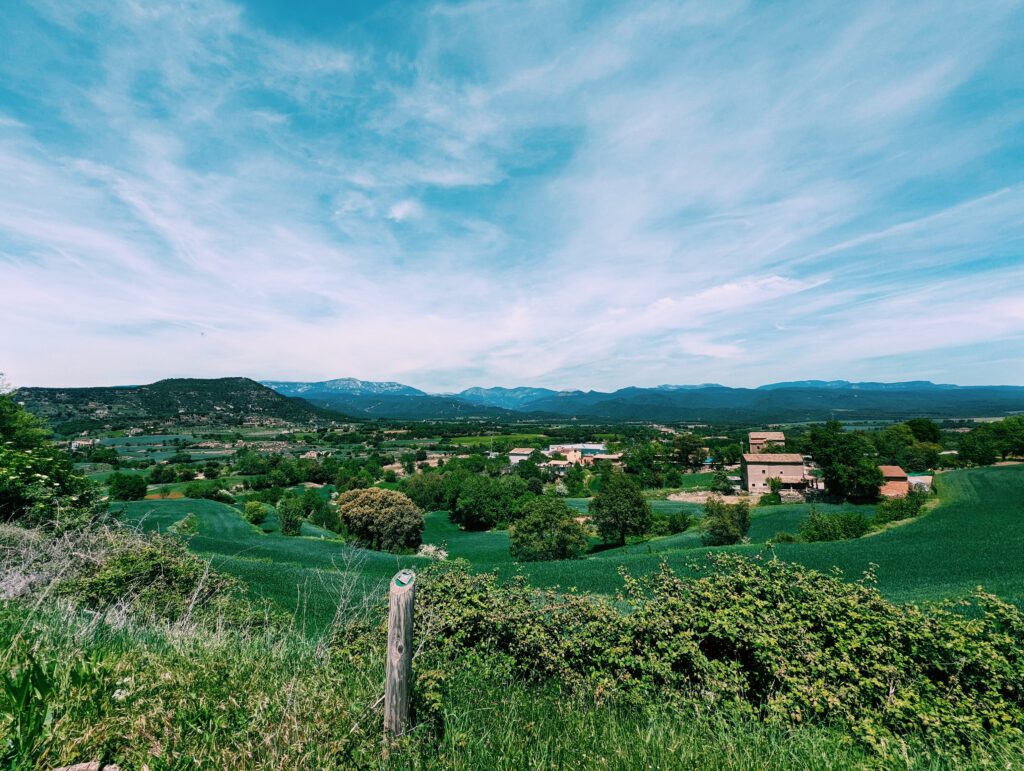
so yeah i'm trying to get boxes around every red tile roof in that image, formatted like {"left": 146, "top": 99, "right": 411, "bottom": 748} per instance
{"left": 742, "top": 453, "right": 805, "bottom": 463}
{"left": 878, "top": 465, "right": 907, "bottom": 479}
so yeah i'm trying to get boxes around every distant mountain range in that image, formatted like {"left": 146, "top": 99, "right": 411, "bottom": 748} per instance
{"left": 15, "top": 376, "right": 1024, "bottom": 430}
{"left": 258, "top": 378, "right": 1024, "bottom": 422}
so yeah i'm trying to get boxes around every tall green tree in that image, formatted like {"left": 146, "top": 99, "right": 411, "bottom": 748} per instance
{"left": 807, "top": 420, "right": 882, "bottom": 502}
{"left": 589, "top": 471, "right": 652, "bottom": 546}
{"left": 509, "top": 497, "right": 588, "bottom": 562}
{"left": 701, "top": 497, "right": 751, "bottom": 546}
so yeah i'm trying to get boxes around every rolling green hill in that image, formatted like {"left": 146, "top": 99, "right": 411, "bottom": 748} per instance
{"left": 15, "top": 377, "right": 346, "bottom": 433}
{"left": 120, "top": 464, "right": 1024, "bottom": 633}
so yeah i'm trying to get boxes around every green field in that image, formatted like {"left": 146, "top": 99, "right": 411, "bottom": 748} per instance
{"left": 449, "top": 433, "right": 548, "bottom": 446}
{"left": 120, "top": 465, "right": 1024, "bottom": 633}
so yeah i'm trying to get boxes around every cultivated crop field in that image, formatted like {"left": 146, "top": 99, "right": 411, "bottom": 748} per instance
{"left": 121, "top": 464, "right": 1024, "bottom": 634}
{"left": 449, "top": 433, "right": 549, "bottom": 446}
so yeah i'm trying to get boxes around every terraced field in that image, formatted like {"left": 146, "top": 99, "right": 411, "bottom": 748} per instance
{"left": 119, "top": 465, "right": 1024, "bottom": 632}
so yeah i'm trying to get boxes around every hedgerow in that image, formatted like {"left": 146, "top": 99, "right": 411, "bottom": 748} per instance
{"left": 417, "top": 555, "right": 1024, "bottom": 756}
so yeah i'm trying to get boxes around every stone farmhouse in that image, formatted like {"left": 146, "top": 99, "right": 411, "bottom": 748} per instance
{"left": 748, "top": 431, "right": 786, "bottom": 453}
{"left": 740, "top": 453, "right": 808, "bottom": 493}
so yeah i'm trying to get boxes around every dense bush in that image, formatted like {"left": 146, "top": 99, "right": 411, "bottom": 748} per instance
{"left": 401, "top": 471, "right": 447, "bottom": 510}
{"left": 649, "top": 511, "right": 691, "bottom": 537}
{"left": 336, "top": 487, "right": 423, "bottom": 553}
{"left": 452, "top": 475, "right": 531, "bottom": 530}
{"left": 588, "top": 471, "right": 651, "bottom": 546}
{"left": 0, "top": 394, "right": 102, "bottom": 530}
{"left": 418, "top": 556, "right": 1024, "bottom": 755}
{"left": 710, "top": 470, "right": 734, "bottom": 494}
{"left": 276, "top": 495, "right": 304, "bottom": 536}
{"left": 148, "top": 463, "right": 177, "bottom": 484}
{"left": 874, "top": 488, "right": 929, "bottom": 526}
{"left": 701, "top": 497, "right": 750, "bottom": 545}
{"left": 107, "top": 472, "right": 147, "bottom": 501}
{"left": 56, "top": 530, "right": 251, "bottom": 623}
{"left": 183, "top": 479, "right": 230, "bottom": 501}
{"left": 243, "top": 500, "right": 267, "bottom": 525}
{"left": 508, "top": 497, "right": 588, "bottom": 562}
{"left": 799, "top": 508, "right": 872, "bottom": 542}
{"left": 302, "top": 488, "right": 339, "bottom": 531}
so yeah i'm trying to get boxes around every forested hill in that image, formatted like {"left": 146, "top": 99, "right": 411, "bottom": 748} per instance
{"left": 14, "top": 377, "right": 345, "bottom": 433}
{"left": 264, "top": 378, "right": 1024, "bottom": 422}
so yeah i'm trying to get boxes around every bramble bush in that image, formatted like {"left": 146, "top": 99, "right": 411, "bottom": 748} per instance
{"left": 55, "top": 529, "right": 268, "bottom": 626}
{"left": 417, "top": 555, "right": 1024, "bottom": 756}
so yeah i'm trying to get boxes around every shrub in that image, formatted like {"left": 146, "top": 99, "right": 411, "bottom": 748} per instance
{"left": 874, "top": 489, "right": 928, "bottom": 527}
{"left": 57, "top": 530, "right": 243, "bottom": 622}
{"left": 183, "top": 479, "right": 229, "bottom": 501}
{"left": 508, "top": 497, "right": 588, "bottom": 562}
{"left": 650, "top": 511, "right": 691, "bottom": 537}
{"left": 276, "top": 495, "right": 304, "bottom": 536}
{"left": 244, "top": 500, "right": 267, "bottom": 525}
{"left": 107, "top": 472, "right": 147, "bottom": 501}
{"left": 701, "top": 497, "right": 750, "bottom": 545}
{"left": 148, "top": 464, "right": 177, "bottom": 484}
{"left": 336, "top": 487, "right": 423, "bottom": 553}
{"left": 799, "top": 508, "right": 871, "bottom": 542}
{"left": 773, "top": 531, "right": 798, "bottom": 543}
{"left": 301, "top": 488, "right": 338, "bottom": 531}
{"left": 0, "top": 394, "right": 102, "bottom": 530}
{"left": 417, "top": 555, "right": 1024, "bottom": 755}
{"left": 588, "top": 472, "right": 652, "bottom": 546}
{"left": 710, "top": 470, "right": 734, "bottom": 495}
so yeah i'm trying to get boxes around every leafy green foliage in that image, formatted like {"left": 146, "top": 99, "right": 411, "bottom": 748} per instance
{"left": 107, "top": 471, "right": 147, "bottom": 501}
{"left": 874, "top": 488, "right": 929, "bottom": 526}
{"left": 588, "top": 471, "right": 651, "bottom": 545}
{"left": 336, "top": 487, "right": 423, "bottom": 552}
{"left": 243, "top": 500, "right": 267, "bottom": 525}
{"left": 649, "top": 510, "right": 691, "bottom": 537}
{"left": 452, "top": 474, "right": 531, "bottom": 530}
{"left": 807, "top": 420, "right": 883, "bottom": 501}
{"left": 701, "top": 497, "right": 750, "bottom": 545}
{"left": 508, "top": 497, "right": 588, "bottom": 562}
{"left": 710, "top": 469, "right": 734, "bottom": 494}
{"left": 56, "top": 530, "right": 248, "bottom": 623}
{"left": 276, "top": 495, "right": 304, "bottom": 536}
{"left": 0, "top": 393, "right": 101, "bottom": 530}
{"left": 798, "top": 508, "right": 871, "bottom": 542}
{"left": 418, "top": 556, "right": 1024, "bottom": 755}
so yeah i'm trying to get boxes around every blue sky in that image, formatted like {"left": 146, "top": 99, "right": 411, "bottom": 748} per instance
{"left": 1, "top": 0, "right": 1023, "bottom": 391}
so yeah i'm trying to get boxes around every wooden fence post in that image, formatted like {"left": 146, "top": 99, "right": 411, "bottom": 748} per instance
{"left": 384, "top": 568, "right": 416, "bottom": 740}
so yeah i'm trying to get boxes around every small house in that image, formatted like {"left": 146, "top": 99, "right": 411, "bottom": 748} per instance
{"left": 879, "top": 465, "right": 910, "bottom": 498}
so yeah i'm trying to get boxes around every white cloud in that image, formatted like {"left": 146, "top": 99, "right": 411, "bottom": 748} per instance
{"left": 1, "top": 0, "right": 1023, "bottom": 389}
{"left": 386, "top": 199, "right": 424, "bottom": 222}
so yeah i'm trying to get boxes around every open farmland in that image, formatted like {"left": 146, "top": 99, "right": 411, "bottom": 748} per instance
{"left": 121, "top": 464, "right": 1024, "bottom": 634}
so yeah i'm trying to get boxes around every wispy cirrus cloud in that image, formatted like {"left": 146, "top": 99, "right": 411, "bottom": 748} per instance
{"left": 1, "top": 0, "right": 1023, "bottom": 390}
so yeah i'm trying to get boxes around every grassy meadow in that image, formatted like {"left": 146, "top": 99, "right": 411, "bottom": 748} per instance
{"left": 120, "top": 464, "right": 1024, "bottom": 636}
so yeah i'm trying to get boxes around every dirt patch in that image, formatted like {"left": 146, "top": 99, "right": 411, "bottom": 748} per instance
{"left": 145, "top": 490, "right": 184, "bottom": 500}
{"left": 666, "top": 490, "right": 758, "bottom": 504}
